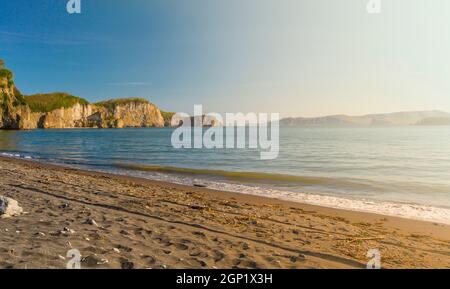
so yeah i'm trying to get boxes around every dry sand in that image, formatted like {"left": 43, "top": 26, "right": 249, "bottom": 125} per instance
{"left": 0, "top": 156, "right": 449, "bottom": 269}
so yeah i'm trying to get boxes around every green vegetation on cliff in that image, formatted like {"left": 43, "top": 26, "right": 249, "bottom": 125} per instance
{"left": 95, "top": 97, "right": 149, "bottom": 110}
{"left": 13, "top": 94, "right": 26, "bottom": 107}
{"left": 0, "top": 61, "right": 24, "bottom": 109}
{"left": 1, "top": 93, "right": 8, "bottom": 109}
{"left": 0, "top": 68, "right": 13, "bottom": 81}
{"left": 160, "top": 111, "right": 175, "bottom": 125}
{"left": 24, "top": 93, "right": 89, "bottom": 113}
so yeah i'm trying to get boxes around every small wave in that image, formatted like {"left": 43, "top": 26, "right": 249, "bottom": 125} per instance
{"left": 113, "top": 162, "right": 375, "bottom": 190}
{"left": 1, "top": 152, "right": 33, "bottom": 160}
{"left": 214, "top": 183, "right": 450, "bottom": 225}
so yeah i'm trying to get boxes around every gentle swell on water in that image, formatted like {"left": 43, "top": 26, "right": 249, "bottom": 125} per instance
{"left": 113, "top": 163, "right": 375, "bottom": 189}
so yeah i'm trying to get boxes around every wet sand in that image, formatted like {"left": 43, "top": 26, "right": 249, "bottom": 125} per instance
{"left": 0, "top": 156, "right": 449, "bottom": 269}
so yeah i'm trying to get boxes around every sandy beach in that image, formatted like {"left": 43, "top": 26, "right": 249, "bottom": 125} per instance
{"left": 0, "top": 156, "right": 449, "bottom": 269}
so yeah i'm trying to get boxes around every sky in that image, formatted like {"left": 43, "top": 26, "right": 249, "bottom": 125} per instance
{"left": 1, "top": 0, "right": 450, "bottom": 117}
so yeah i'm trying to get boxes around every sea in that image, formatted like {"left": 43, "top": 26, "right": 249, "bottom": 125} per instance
{"left": 1, "top": 126, "right": 449, "bottom": 224}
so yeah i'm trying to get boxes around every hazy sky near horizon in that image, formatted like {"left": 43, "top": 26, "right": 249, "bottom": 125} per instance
{"left": 1, "top": 0, "right": 450, "bottom": 117}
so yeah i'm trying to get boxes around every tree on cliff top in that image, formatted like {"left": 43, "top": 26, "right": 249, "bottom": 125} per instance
{"left": 0, "top": 58, "right": 13, "bottom": 80}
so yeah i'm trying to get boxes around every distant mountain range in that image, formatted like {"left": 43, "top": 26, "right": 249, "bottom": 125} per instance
{"left": 280, "top": 110, "right": 450, "bottom": 127}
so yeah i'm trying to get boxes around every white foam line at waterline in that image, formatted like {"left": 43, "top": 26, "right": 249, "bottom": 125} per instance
{"left": 100, "top": 166, "right": 450, "bottom": 225}
{"left": 203, "top": 181, "right": 450, "bottom": 225}
{"left": 92, "top": 165, "right": 450, "bottom": 225}
{"left": 1, "top": 152, "right": 33, "bottom": 159}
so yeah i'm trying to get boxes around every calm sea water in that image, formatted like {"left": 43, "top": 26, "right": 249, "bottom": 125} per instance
{"left": 1, "top": 127, "right": 450, "bottom": 223}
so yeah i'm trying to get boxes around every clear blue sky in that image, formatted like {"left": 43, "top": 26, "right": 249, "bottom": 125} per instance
{"left": 1, "top": 0, "right": 450, "bottom": 117}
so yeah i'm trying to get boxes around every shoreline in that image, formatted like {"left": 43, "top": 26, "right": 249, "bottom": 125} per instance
{"left": 2, "top": 155, "right": 450, "bottom": 239}
{"left": 112, "top": 162, "right": 450, "bottom": 226}
{"left": 0, "top": 155, "right": 449, "bottom": 268}
{"left": 2, "top": 154, "right": 450, "bottom": 227}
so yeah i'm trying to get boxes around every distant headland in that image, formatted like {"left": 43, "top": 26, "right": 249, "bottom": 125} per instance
{"left": 280, "top": 110, "right": 450, "bottom": 127}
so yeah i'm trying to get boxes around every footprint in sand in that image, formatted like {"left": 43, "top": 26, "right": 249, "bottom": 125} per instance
{"left": 212, "top": 250, "right": 225, "bottom": 262}
{"left": 189, "top": 248, "right": 208, "bottom": 258}
{"left": 175, "top": 243, "right": 189, "bottom": 251}
{"left": 116, "top": 244, "right": 133, "bottom": 253}
{"left": 141, "top": 255, "right": 157, "bottom": 265}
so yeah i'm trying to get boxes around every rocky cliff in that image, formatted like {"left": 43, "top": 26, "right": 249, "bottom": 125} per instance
{"left": 0, "top": 61, "right": 165, "bottom": 130}
{"left": 0, "top": 68, "right": 28, "bottom": 129}
{"left": 93, "top": 98, "right": 164, "bottom": 128}
{"left": 17, "top": 95, "right": 165, "bottom": 129}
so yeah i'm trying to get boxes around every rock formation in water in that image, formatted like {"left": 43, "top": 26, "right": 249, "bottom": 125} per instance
{"left": 0, "top": 61, "right": 164, "bottom": 130}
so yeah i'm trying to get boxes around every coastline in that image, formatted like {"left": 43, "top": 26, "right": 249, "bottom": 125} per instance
{"left": 3, "top": 151, "right": 450, "bottom": 226}
{"left": 3, "top": 127, "right": 450, "bottom": 226}
{"left": 0, "top": 156, "right": 449, "bottom": 268}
